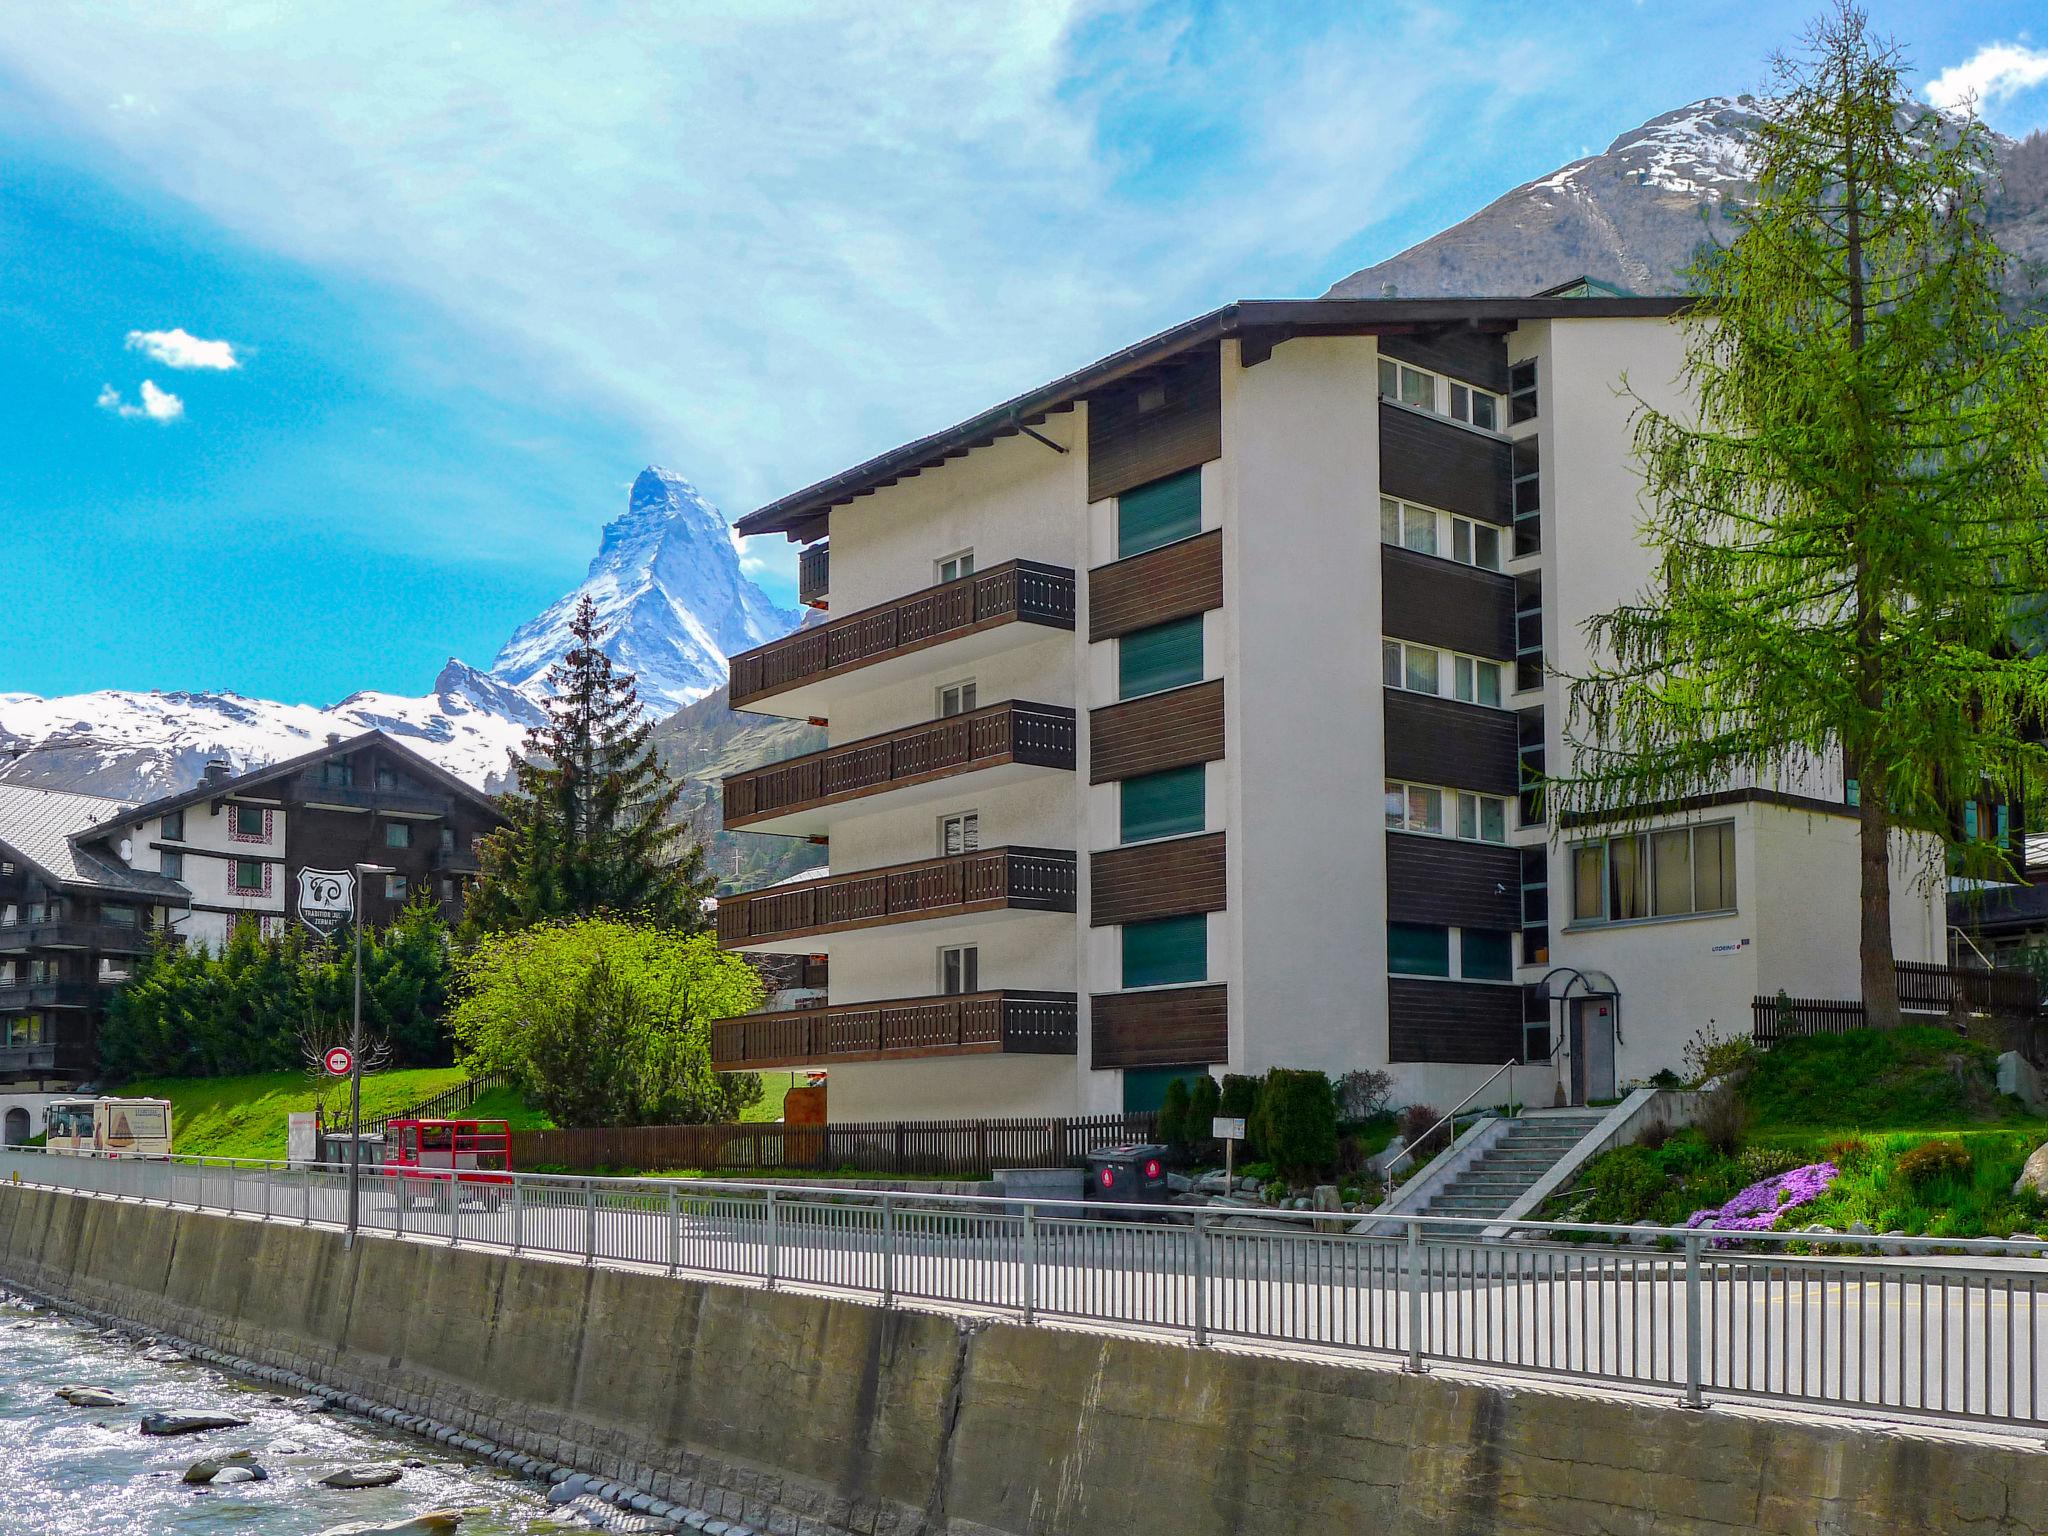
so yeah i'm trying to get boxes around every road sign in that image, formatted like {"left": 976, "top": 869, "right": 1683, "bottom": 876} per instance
{"left": 324, "top": 1046, "right": 355, "bottom": 1077}
{"left": 1212, "top": 1117, "right": 1247, "bottom": 1141}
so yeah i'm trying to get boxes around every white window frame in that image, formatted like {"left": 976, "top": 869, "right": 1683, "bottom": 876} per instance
{"left": 937, "top": 679, "right": 978, "bottom": 718}
{"left": 1382, "top": 639, "right": 1507, "bottom": 709}
{"left": 935, "top": 549, "right": 975, "bottom": 585}
{"left": 940, "top": 811, "right": 980, "bottom": 857}
{"left": 1376, "top": 358, "right": 1503, "bottom": 430}
{"left": 939, "top": 943, "right": 979, "bottom": 996}
{"left": 1380, "top": 496, "right": 1504, "bottom": 573}
{"left": 1385, "top": 779, "right": 1511, "bottom": 844}
{"left": 1568, "top": 820, "right": 1738, "bottom": 927}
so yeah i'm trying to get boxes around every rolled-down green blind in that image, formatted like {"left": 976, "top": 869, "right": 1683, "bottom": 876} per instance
{"left": 1122, "top": 914, "right": 1208, "bottom": 988}
{"left": 1117, "top": 469, "right": 1202, "bottom": 559}
{"left": 1120, "top": 765, "right": 1205, "bottom": 843}
{"left": 1119, "top": 615, "right": 1203, "bottom": 700}
{"left": 1388, "top": 922, "right": 1450, "bottom": 977}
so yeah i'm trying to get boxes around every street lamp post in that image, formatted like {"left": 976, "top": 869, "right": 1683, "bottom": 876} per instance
{"left": 345, "top": 861, "right": 396, "bottom": 1249}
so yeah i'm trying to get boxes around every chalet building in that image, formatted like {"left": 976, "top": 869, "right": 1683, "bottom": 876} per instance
{"left": 709, "top": 291, "right": 1949, "bottom": 1121}
{"left": 0, "top": 730, "right": 503, "bottom": 1094}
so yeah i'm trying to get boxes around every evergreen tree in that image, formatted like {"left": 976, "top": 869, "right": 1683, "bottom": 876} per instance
{"left": 1551, "top": 6, "right": 2048, "bottom": 1029}
{"left": 467, "top": 596, "right": 713, "bottom": 933}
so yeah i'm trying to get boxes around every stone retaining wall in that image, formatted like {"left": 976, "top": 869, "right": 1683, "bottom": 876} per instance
{"left": 2, "top": 1184, "right": 2044, "bottom": 1536}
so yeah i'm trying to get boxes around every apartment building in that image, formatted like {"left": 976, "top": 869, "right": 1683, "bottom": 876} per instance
{"left": 710, "top": 292, "right": 1947, "bottom": 1120}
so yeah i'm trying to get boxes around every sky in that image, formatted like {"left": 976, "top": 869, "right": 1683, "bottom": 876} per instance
{"left": 2, "top": 1, "right": 2046, "bottom": 706}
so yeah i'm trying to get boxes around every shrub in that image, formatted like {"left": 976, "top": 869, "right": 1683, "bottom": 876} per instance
{"left": 1157, "top": 1077, "right": 1192, "bottom": 1150}
{"left": 1187, "top": 1074, "right": 1221, "bottom": 1154}
{"left": 1695, "top": 1081, "right": 1750, "bottom": 1155}
{"left": 1649, "top": 1067, "right": 1685, "bottom": 1091}
{"left": 1254, "top": 1069, "right": 1340, "bottom": 1179}
{"left": 1820, "top": 1135, "right": 1872, "bottom": 1171}
{"left": 1742, "top": 1025, "right": 2001, "bottom": 1128}
{"left": 1219, "top": 1074, "right": 1261, "bottom": 1152}
{"left": 1683, "top": 1022, "right": 1756, "bottom": 1087}
{"left": 1335, "top": 1068, "right": 1394, "bottom": 1124}
{"left": 1634, "top": 1118, "right": 1673, "bottom": 1151}
{"left": 1894, "top": 1138, "right": 1973, "bottom": 1189}
{"left": 1398, "top": 1103, "right": 1446, "bottom": 1161}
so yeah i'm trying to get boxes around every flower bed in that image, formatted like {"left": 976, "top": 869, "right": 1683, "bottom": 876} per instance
{"left": 1686, "top": 1161, "right": 1838, "bottom": 1242}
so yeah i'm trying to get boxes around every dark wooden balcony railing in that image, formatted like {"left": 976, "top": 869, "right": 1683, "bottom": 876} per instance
{"left": 712, "top": 990, "right": 1078, "bottom": 1069}
{"left": 716, "top": 846, "right": 1077, "bottom": 948}
{"left": 0, "top": 981, "right": 99, "bottom": 1011}
{"left": 799, "top": 541, "right": 830, "bottom": 609}
{"left": 723, "top": 700, "right": 1076, "bottom": 829}
{"left": 728, "top": 558, "right": 1076, "bottom": 711}
{"left": 0, "top": 920, "right": 155, "bottom": 955}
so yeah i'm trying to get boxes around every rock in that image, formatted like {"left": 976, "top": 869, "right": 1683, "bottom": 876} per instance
{"left": 1311, "top": 1185, "right": 1342, "bottom": 1211}
{"left": 141, "top": 1412, "right": 251, "bottom": 1437}
{"left": 322, "top": 1464, "right": 405, "bottom": 1489}
{"left": 55, "top": 1385, "right": 126, "bottom": 1408}
{"left": 1192, "top": 1170, "right": 1231, "bottom": 1194}
{"left": 314, "top": 1515, "right": 465, "bottom": 1536}
{"left": 184, "top": 1452, "right": 268, "bottom": 1484}
{"left": 142, "top": 1346, "right": 186, "bottom": 1363}
{"left": 1236, "top": 1177, "right": 1261, "bottom": 1194}
{"left": 400, "top": 1456, "right": 429, "bottom": 1469}
{"left": 270, "top": 1441, "right": 305, "bottom": 1456}
{"left": 1165, "top": 1172, "right": 1192, "bottom": 1193}
{"left": 2012, "top": 1143, "right": 2048, "bottom": 1199}
{"left": 213, "top": 1465, "right": 264, "bottom": 1484}
{"left": 1367, "top": 1135, "right": 1410, "bottom": 1177}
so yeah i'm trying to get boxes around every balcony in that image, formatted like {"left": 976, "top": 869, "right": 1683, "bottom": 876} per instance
{"left": 711, "top": 990, "right": 1078, "bottom": 1069}
{"left": 0, "top": 920, "right": 155, "bottom": 955}
{"left": 0, "top": 981, "right": 98, "bottom": 1011}
{"left": 799, "top": 541, "right": 830, "bottom": 609}
{"left": 716, "top": 846, "right": 1077, "bottom": 950}
{"left": 728, "top": 559, "right": 1076, "bottom": 717}
{"left": 295, "top": 779, "right": 449, "bottom": 816}
{"left": 722, "top": 700, "right": 1076, "bottom": 836}
{"left": 433, "top": 842, "right": 482, "bottom": 874}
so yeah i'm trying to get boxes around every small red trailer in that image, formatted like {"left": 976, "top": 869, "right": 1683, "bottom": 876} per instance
{"left": 380, "top": 1118, "right": 514, "bottom": 1209}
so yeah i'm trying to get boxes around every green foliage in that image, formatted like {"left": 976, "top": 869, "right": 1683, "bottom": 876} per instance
{"left": 111, "top": 1068, "right": 471, "bottom": 1160}
{"left": 1156, "top": 1076, "right": 1192, "bottom": 1150}
{"left": 1252, "top": 1068, "right": 1339, "bottom": 1180}
{"left": 1893, "top": 1138, "right": 1972, "bottom": 1189}
{"left": 99, "top": 904, "right": 456, "bottom": 1080}
{"left": 1684, "top": 1022, "right": 1756, "bottom": 1086}
{"left": 1743, "top": 1026, "right": 2003, "bottom": 1128}
{"left": 1187, "top": 1073, "right": 1221, "bottom": 1152}
{"left": 1219, "top": 1073, "right": 1260, "bottom": 1151}
{"left": 1548, "top": 9, "right": 2048, "bottom": 1028}
{"left": 449, "top": 917, "right": 763, "bottom": 1127}
{"left": 466, "top": 596, "right": 714, "bottom": 935}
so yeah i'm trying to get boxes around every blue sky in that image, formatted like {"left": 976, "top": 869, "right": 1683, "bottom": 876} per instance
{"left": 2, "top": 1, "right": 2045, "bottom": 705}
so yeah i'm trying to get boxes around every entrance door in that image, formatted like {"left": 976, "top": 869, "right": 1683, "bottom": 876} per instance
{"left": 3, "top": 1107, "right": 27, "bottom": 1145}
{"left": 1568, "top": 998, "right": 1617, "bottom": 1105}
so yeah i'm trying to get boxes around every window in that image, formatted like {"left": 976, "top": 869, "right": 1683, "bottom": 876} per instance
{"left": 385, "top": 873, "right": 409, "bottom": 901}
{"left": 937, "top": 680, "right": 978, "bottom": 718}
{"left": 1383, "top": 639, "right": 1505, "bottom": 709}
{"left": 161, "top": 809, "right": 184, "bottom": 841}
{"left": 1119, "top": 615, "right": 1203, "bottom": 700}
{"left": 320, "top": 759, "right": 354, "bottom": 788}
{"left": 940, "top": 812, "right": 980, "bottom": 857}
{"left": 1447, "top": 380, "right": 1500, "bottom": 430}
{"left": 1385, "top": 781, "right": 1445, "bottom": 835}
{"left": 936, "top": 550, "right": 975, "bottom": 584}
{"left": 939, "top": 944, "right": 979, "bottom": 996}
{"left": 1520, "top": 844, "right": 1550, "bottom": 966}
{"left": 440, "top": 878, "right": 456, "bottom": 903}
{"left": 233, "top": 859, "right": 265, "bottom": 893}
{"left": 1509, "top": 359, "right": 1538, "bottom": 425}
{"left": 1452, "top": 654, "right": 1504, "bottom": 708}
{"left": 1379, "top": 497, "right": 1502, "bottom": 572}
{"left": 102, "top": 905, "right": 136, "bottom": 928}
{"left": 1117, "top": 469, "right": 1201, "bottom": 559}
{"left": 376, "top": 765, "right": 400, "bottom": 791}
{"left": 1512, "top": 437, "right": 1541, "bottom": 557}
{"left": 1457, "top": 791, "right": 1508, "bottom": 843}
{"left": 1517, "top": 707, "right": 1546, "bottom": 827}
{"left": 1376, "top": 356, "right": 1502, "bottom": 428}
{"left": 1461, "top": 929, "right": 1515, "bottom": 982}
{"left": 1388, "top": 922, "right": 1451, "bottom": 977}
{"left": 1570, "top": 822, "right": 1737, "bottom": 924}
{"left": 384, "top": 822, "right": 413, "bottom": 850}
{"left": 1514, "top": 572, "right": 1544, "bottom": 693}
{"left": 1121, "top": 765, "right": 1204, "bottom": 844}
{"left": 1122, "top": 914, "right": 1206, "bottom": 989}
{"left": 160, "top": 850, "right": 183, "bottom": 881}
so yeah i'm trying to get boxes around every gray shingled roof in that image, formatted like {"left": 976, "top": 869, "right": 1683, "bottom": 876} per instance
{"left": 0, "top": 783, "right": 190, "bottom": 899}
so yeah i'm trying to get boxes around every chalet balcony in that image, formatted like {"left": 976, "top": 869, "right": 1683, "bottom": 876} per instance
{"left": 0, "top": 920, "right": 155, "bottom": 955}
{"left": 799, "top": 541, "right": 830, "bottom": 609}
{"left": 715, "top": 846, "right": 1077, "bottom": 951}
{"left": 432, "top": 842, "right": 482, "bottom": 874}
{"left": 711, "top": 989, "right": 1078, "bottom": 1070}
{"left": 0, "top": 981, "right": 98, "bottom": 1011}
{"left": 722, "top": 700, "right": 1076, "bottom": 836}
{"left": 295, "top": 780, "right": 449, "bottom": 816}
{"left": 727, "top": 559, "right": 1076, "bottom": 717}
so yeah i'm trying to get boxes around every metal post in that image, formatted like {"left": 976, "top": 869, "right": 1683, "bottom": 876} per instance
{"left": 263, "top": 1162, "right": 272, "bottom": 1222}
{"left": 1683, "top": 1232, "right": 1704, "bottom": 1408}
{"left": 666, "top": 1184, "right": 679, "bottom": 1275}
{"left": 1021, "top": 1207, "right": 1037, "bottom": 1326}
{"left": 345, "top": 878, "right": 364, "bottom": 1250}
{"left": 1191, "top": 1213, "right": 1209, "bottom": 1347}
{"left": 511, "top": 1176, "right": 525, "bottom": 1255}
{"left": 447, "top": 1177, "right": 459, "bottom": 1249}
{"left": 1405, "top": 1221, "right": 1426, "bottom": 1373}
{"left": 765, "top": 1191, "right": 780, "bottom": 1290}
{"left": 882, "top": 1195, "right": 896, "bottom": 1308}
{"left": 302, "top": 1165, "right": 312, "bottom": 1228}
{"left": 584, "top": 1180, "right": 597, "bottom": 1267}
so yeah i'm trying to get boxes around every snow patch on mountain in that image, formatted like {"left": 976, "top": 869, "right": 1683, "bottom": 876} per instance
{"left": 490, "top": 466, "right": 799, "bottom": 717}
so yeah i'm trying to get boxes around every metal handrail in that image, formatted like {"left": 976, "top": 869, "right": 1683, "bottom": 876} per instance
{"left": 1384, "top": 1057, "right": 1518, "bottom": 1177}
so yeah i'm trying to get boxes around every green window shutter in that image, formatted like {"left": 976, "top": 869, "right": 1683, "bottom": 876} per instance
{"left": 1117, "top": 469, "right": 1202, "bottom": 559}
{"left": 1119, "top": 615, "right": 1203, "bottom": 700}
{"left": 1121, "top": 1065, "right": 1207, "bottom": 1114}
{"left": 1120, "top": 765, "right": 1205, "bottom": 843}
{"left": 1122, "top": 914, "right": 1207, "bottom": 988}
{"left": 1388, "top": 922, "right": 1450, "bottom": 977}
{"left": 1461, "top": 929, "right": 1514, "bottom": 981}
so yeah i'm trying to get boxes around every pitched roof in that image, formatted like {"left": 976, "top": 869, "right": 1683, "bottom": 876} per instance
{"left": 733, "top": 293, "right": 1689, "bottom": 541}
{"left": 0, "top": 783, "right": 190, "bottom": 899}
{"left": 123, "top": 729, "right": 506, "bottom": 827}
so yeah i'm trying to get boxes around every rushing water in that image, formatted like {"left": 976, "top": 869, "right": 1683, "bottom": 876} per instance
{"left": 0, "top": 1290, "right": 558, "bottom": 1535}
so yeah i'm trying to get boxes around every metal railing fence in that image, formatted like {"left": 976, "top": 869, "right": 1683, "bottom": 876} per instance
{"left": 4, "top": 1147, "right": 2044, "bottom": 1432}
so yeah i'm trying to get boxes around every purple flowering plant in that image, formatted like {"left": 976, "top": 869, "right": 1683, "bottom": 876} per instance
{"left": 1686, "top": 1162, "right": 1839, "bottom": 1242}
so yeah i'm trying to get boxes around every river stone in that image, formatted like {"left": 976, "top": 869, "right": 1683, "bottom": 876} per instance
{"left": 141, "top": 1412, "right": 251, "bottom": 1436}
{"left": 2012, "top": 1142, "right": 2048, "bottom": 1198}
{"left": 141, "top": 1346, "right": 186, "bottom": 1363}
{"left": 55, "top": 1385, "right": 126, "bottom": 1407}
{"left": 184, "top": 1451, "right": 268, "bottom": 1484}
{"left": 314, "top": 1515, "right": 465, "bottom": 1536}
{"left": 322, "top": 1464, "right": 404, "bottom": 1488}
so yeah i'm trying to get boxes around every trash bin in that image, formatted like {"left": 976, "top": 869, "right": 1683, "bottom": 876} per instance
{"left": 1085, "top": 1143, "right": 1169, "bottom": 1206}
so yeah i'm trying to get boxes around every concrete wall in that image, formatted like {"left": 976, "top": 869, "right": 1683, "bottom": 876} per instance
{"left": 5, "top": 1186, "right": 2044, "bottom": 1536}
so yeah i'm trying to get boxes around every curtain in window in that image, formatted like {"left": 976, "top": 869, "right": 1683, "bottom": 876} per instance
{"left": 1571, "top": 845, "right": 1604, "bottom": 921}
{"left": 1694, "top": 822, "right": 1736, "bottom": 911}
{"left": 1652, "top": 828, "right": 1693, "bottom": 915}
{"left": 1607, "top": 835, "right": 1648, "bottom": 921}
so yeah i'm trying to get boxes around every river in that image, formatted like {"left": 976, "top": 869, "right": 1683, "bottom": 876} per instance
{"left": 0, "top": 1288, "right": 558, "bottom": 1535}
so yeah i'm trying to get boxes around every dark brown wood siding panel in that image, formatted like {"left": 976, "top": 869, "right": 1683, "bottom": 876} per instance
{"left": 1090, "top": 832, "right": 1226, "bottom": 928}
{"left": 1089, "top": 529, "right": 1223, "bottom": 643}
{"left": 1379, "top": 403, "right": 1512, "bottom": 524}
{"left": 1380, "top": 332, "right": 1510, "bottom": 394}
{"left": 1385, "top": 832, "right": 1520, "bottom": 930}
{"left": 1388, "top": 978, "right": 1523, "bottom": 1064}
{"left": 1090, "top": 680, "right": 1225, "bottom": 785}
{"left": 1087, "top": 349, "right": 1222, "bottom": 503}
{"left": 1380, "top": 546, "right": 1514, "bottom": 659}
{"left": 1091, "top": 984, "right": 1229, "bottom": 1068}
{"left": 1383, "top": 691, "right": 1519, "bottom": 796}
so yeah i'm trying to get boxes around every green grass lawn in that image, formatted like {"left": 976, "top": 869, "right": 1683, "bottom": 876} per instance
{"left": 116, "top": 1068, "right": 472, "bottom": 1160}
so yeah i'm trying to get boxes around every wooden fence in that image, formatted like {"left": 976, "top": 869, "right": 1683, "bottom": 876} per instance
{"left": 1754, "top": 961, "right": 2046, "bottom": 1056}
{"left": 509, "top": 1112, "right": 1159, "bottom": 1177}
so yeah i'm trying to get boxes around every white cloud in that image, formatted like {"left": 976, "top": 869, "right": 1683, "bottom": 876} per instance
{"left": 125, "top": 326, "right": 240, "bottom": 370}
{"left": 1928, "top": 42, "right": 2048, "bottom": 113}
{"left": 97, "top": 379, "right": 184, "bottom": 422}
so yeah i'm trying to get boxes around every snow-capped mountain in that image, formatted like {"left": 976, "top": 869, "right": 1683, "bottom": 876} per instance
{"left": 491, "top": 466, "right": 799, "bottom": 717}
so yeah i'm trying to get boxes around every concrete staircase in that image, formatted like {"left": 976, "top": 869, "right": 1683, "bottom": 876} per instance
{"left": 1411, "top": 1110, "right": 1608, "bottom": 1235}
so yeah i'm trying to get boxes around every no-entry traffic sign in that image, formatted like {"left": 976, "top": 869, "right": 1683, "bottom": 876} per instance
{"left": 323, "top": 1046, "right": 355, "bottom": 1077}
